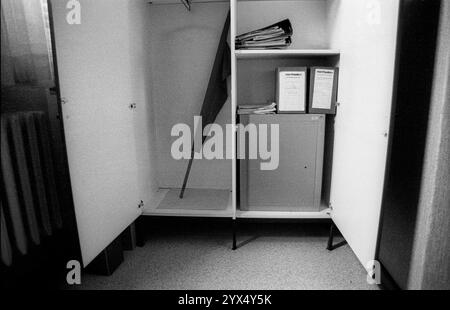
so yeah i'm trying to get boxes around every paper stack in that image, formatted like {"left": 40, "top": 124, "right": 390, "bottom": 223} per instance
{"left": 238, "top": 102, "right": 277, "bottom": 115}
{"left": 236, "top": 19, "right": 293, "bottom": 50}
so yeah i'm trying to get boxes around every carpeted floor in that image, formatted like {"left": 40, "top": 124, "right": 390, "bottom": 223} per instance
{"left": 71, "top": 219, "right": 378, "bottom": 290}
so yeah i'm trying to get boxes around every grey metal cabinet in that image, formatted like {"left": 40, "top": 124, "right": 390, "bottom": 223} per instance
{"left": 239, "top": 114, "right": 325, "bottom": 212}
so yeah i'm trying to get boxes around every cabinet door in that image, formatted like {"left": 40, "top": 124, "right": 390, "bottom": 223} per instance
{"left": 51, "top": 0, "right": 141, "bottom": 266}
{"left": 328, "top": 0, "right": 400, "bottom": 266}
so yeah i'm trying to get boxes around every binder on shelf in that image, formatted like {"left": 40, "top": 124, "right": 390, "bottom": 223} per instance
{"left": 238, "top": 102, "right": 277, "bottom": 115}
{"left": 236, "top": 19, "right": 293, "bottom": 50}
{"left": 308, "top": 67, "right": 339, "bottom": 115}
{"left": 276, "top": 67, "right": 307, "bottom": 114}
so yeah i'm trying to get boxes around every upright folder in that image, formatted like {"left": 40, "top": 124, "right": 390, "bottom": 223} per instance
{"left": 308, "top": 67, "right": 339, "bottom": 114}
{"left": 276, "top": 67, "right": 307, "bottom": 114}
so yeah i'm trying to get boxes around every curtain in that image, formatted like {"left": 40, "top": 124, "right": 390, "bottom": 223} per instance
{"left": 1, "top": 0, "right": 54, "bottom": 87}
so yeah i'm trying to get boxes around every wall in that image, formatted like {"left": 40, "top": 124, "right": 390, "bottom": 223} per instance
{"left": 376, "top": 0, "right": 442, "bottom": 289}
{"left": 408, "top": 1, "right": 450, "bottom": 290}
{"left": 148, "top": 3, "right": 231, "bottom": 190}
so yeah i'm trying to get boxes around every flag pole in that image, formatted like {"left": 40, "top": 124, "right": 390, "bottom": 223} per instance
{"left": 179, "top": 146, "right": 195, "bottom": 199}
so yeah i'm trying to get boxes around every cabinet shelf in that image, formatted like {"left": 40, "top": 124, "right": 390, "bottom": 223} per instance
{"left": 235, "top": 49, "right": 340, "bottom": 59}
{"left": 148, "top": 0, "right": 227, "bottom": 4}
{"left": 143, "top": 188, "right": 234, "bottom": 218}
{"left": 236, "top": 208, "right": 331, "bottom": 219}
{"left": 149, "top": 0, "right": 320, "bottom": 4}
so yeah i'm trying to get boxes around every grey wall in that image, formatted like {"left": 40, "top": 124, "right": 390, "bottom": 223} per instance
{"left": 377, "top": 0, "right": 450, "bottom": 290}
{"left": 376, "top": 0, "right": 442, "bottom": 289}
{"left": 408, "top": 1, "right": 450, "bottom": 290}
{"left": 148, "top": 3, "right": 232, "bottom": 190}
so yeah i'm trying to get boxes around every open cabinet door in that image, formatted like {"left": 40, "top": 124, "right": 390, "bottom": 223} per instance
{"left": 328, "top": 0, "right": 400, "bottom": 266}
{"left": 51, "top": 0, "right": 144, "bottom": 266}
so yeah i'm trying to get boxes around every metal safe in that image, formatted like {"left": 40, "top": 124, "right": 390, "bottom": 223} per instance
{"left": 239, "top": 114, "right": 325, "bottom": 212}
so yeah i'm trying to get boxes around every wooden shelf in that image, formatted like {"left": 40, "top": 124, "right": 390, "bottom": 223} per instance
{"left": 236, "top": 208, "right": 331, "bottom": 219}
{"left": 149, "top": 0, "right": 322, "bottom": 4}
{"left": 237, "top": 0, "right": 327, "bottom": 2}
{"left": 235, "top": 49, "right": 340, "bottom": 59}
{"left": 148, "top": 0, "right": 227, "bottom": 5}
{"left": 143, "top": 188, "right": 234, "bottom": 218}
{"left": 142, "top": 188, "right": 331, "bottom": 219}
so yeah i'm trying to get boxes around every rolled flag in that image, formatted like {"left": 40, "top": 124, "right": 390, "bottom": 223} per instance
{"left": 180, "top": 11, "right": 231, "bottom": 198}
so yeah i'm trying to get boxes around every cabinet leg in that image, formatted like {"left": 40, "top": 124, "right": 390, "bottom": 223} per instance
{"left": 135, "top": 216, "right": 146, "bottom": 248}
{"left": 121, "top": 223, "right": 137, "bottom": 251}
{"left": 232, "top": 219, "right": 237, "bottom": 250}
{"left": 327, "top": 221, "right": 347, "bottom": 251}
{"left": 86, "top": 235, "right": 124, "bottom": 276}
{"left": 327, "top": 221, "right": 335, "bottom": 251}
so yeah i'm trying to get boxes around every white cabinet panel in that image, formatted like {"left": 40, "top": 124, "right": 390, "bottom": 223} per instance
{"left": 52, "top": 0, "right": 144, "bottom": 266}
{"left": 328, "top": 0, "right": 400, "bottom": 266}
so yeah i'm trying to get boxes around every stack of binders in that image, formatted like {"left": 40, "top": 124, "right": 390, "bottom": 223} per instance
{"left": 238, "top": 102, "right": 277, "bottom": 115}
{"left": 236, "top": 19, "right": 293, "bottom": 50}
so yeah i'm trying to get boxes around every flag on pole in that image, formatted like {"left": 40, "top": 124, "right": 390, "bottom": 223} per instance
{"left": 180, "top": 12, "right": 231, "bottom": 199}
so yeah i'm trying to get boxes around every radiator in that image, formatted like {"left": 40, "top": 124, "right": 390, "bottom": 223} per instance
{"left": 1, "top": 112, "right": 62, "bottom": 267}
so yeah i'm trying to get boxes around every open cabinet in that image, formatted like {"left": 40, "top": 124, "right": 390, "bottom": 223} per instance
{"left": 52, "top": 0, "right": 399, "bottom": 269}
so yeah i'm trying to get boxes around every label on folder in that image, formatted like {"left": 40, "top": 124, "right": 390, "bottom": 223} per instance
{"left": 312, "top": 69, "right": 335, "bottom": 110}
{"left": 279, "top": 71, "right": 306, "bottom": 112}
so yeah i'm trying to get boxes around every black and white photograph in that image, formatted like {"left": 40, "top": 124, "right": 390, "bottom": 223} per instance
{"left": 1, "top": 0, "right": 449, "bottom": 296}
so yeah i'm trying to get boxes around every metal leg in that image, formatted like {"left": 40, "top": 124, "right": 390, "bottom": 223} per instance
{"left": 327, "top": 221, "right": 335, "bottom": 251}
{"left": 327, "top": 221, "right": 347, "bottom": 251}
{"left": 232, "top": 219, "right": 237, "bottom": 250}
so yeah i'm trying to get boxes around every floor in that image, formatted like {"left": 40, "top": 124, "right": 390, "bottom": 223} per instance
{"left": 72, "top": 218, "right": 378, "bottom": 290}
